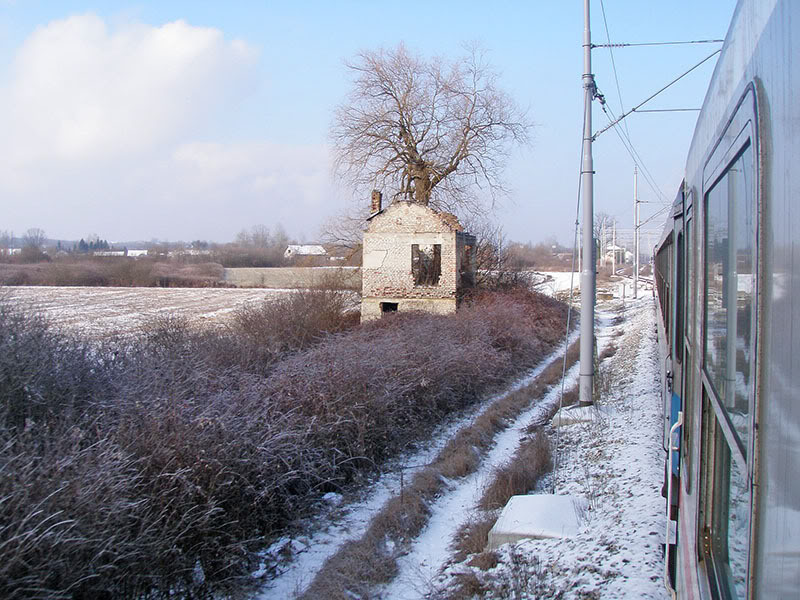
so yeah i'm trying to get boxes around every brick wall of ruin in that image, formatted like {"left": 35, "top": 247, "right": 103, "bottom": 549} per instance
{"left": 361, "top": 201, "right": 469, "bottom": 321}
{"left": 362, "top": 231, "right": 458, "bottom": 300}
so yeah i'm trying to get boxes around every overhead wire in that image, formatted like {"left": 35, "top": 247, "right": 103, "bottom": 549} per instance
{"left": 593, "top": 38, "right": 723, "bottom": 48}
{"left": 599, "top": 0, "right": 631, "bottom": 140}
{"left": 592, "top": 1, "right": 723, "bottom": 206}
{"left": 596, "top": 0, "right": 678, "bottom": 205}
{"left": 636, "top": 108, "right": 701, "bottom": 113}
{"left": 601, "top": 102, "right": 669, "bottom": 204}
{"left": 593, "top": 48, "right": 722, "bottom": 140}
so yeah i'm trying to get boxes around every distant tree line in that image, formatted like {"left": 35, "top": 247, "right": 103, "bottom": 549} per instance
{"left": 74, "top": 238, "right": 111, "bottom": 253}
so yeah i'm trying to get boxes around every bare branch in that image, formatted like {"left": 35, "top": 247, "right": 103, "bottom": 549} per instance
{"left": 331, "top": 43, "right": 531, "bottom": 215}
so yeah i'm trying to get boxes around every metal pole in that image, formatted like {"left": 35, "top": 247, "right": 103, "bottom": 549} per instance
{"left": 601, "top": 218, "right": 606, "bottom": 271}
{"left": 579, "top": 0, "right": 595, "bottom": 406}
{"left": 633, "top": 166, "right": 639, "bottom": 299}
{"left": 612, "top": 219, "right": 616, "bottom": 275}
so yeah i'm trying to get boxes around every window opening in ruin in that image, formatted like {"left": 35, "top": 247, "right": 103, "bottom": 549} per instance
{"left": 380, "top": 302, "right": 399, "bottom": 314}
{"left": 412, "top": 244, "right": 442, "bottom": 286}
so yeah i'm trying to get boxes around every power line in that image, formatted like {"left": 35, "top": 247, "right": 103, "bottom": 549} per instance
{"left": 593, "top": 48, "right": 722, "bottom": 140}
{"left": 599, "top": 0, "right": 630, "bottom": 140}
{"left": 636, "top": 108, "right": 701, "bottom": 113}
{"left": 601, "top": 102, "right": 668, "bottom": 203}
{"left": 639, "top": 205, "right": 670, "bottom": 228}
{"left": 593, "top": 38, "right": 723, "bottom": 48}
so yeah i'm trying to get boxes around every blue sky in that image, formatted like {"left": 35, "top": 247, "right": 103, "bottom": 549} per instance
{"left": 0, "top": 1, "right": 736, "bottom": 245}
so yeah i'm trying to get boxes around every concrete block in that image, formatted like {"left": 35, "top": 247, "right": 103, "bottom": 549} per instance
{"left": 487, "top": 494, "right": 586, "bottom": 550}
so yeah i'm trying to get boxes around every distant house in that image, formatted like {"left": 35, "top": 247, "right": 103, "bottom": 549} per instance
{"left": 283, "top": 244, "right": 328, "bottom": 259}
{"left": 602, "top": 244, "right": 628, "bottom": 266}
{"left": 360, "top": 191, "right": 476, "bottom": 321}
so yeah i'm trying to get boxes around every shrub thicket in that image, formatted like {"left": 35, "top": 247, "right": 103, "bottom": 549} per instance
{"left": 0, "top": 259, "right": 225, "bottom": 287}
{"left": 0, "top": 288, "right": 567, "bottom": 599}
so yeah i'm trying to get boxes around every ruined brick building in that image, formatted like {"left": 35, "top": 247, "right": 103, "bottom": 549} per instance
{"left": 361, "top": 191, "right": 477, "bottom": 321}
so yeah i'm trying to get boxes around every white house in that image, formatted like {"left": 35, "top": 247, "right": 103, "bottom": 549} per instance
{"left": 283, "top": 244, "right": 327, "bottom": 259}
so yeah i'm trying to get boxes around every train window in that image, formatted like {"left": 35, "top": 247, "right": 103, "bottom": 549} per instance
{"left": 708, "top": 419, "right": 750, "bottom": 599}
{"left": 683, "top": 346, "right": 693, "bottom": 493}
{"left": 675, "top": 231, "right": 684, "bottom": 361}
{"left": 686, "top": 203, "right": 695, "bottom": 342}
{"left": 683, "top": 211, "right": 694, "bottom": 493}
{"left": 700, "top": 85, "right": 758, "bottom": 599}
{"left": 703, "top": 143, "right": 755, "bottom": 457}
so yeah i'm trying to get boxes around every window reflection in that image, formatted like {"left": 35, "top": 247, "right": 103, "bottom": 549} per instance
{"left": 704, "top": 145, "right": 754, "bottom": 455}
{"left": 710, "top": 422, "right": 750, "bottom": 598}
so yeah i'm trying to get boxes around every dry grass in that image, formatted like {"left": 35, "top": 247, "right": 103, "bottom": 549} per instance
{"left": 299, "top": 533, "right": 397, "bottom": 600}
{"left": 448, "top": 572, "right": 489, "bottom": 598}
{"left": 468, "top": 551, "right": 500, "bottom": 571}
{"left": 0, "top": 257, "right": 227, "bottom": 287}
{"left": 451, "top": 516, "right": 499, "bottom": 563}
{"left": 301, "top": 336, "right": 581, "bottom": 599}
{"left": 479, "top": 432, "right": 552, "bottom": 511}
{"left": 599, "top": 343, "right": 618, "bottom": 361}
{"left": 1, "top": 289, "right": 569, "bottom": 600}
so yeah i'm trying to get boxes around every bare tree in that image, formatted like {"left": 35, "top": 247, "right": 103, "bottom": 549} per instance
{"left": 319, "top": 208, "right": 368, "bottom": 249}
{"left": 593, "top": 212, "right": 617, "bottom": 241}
{"left": 460, "top": 217, "right": 526, "bottom": 289}
{"left": 331, "top": 43, "right": 530, "bottom": 216}
{"left": 22, "top": 228, "right": 46, "bottom": 249}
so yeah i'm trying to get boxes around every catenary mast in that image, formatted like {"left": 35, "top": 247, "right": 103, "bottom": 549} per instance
{"left": 579, "top": 0, "right": 596, "bottom": 406}
{"left": 634, "top": 166, "right": 640, "bottom": 299}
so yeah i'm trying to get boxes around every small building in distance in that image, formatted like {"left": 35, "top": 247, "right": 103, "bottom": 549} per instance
{"left": 283, "top": 244, "right": 328, "bottom": 260}
{"left": 361, "top": 191, "right": 476, "bottom": 321}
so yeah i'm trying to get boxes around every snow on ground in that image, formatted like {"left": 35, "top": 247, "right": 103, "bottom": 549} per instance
{"left": 382, "top": 355, "right": 583, "bottom": 599}
{"left": 0, "top": 286, "right": 302, "bottom": 339}
{"left": 532, "top": 271, "right": 580, "bottom": 296}
{"left": 254, "top": 330, "right": 580, "bottom": 599}
{"left": 4, "top": 279, "right": 666, "bottom": 598}
{"left": 427, "top": 294, "right": 668, "bottom": 599}
{"left": 253, "top": 288, "right": 667, "bottom": 600}
{"left": 1, "top": 270, "right": 583, "bottom": 340}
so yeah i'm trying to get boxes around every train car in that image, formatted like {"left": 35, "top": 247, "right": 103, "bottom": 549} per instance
{"left": 653, "top": 0, "right": 800, "bottom": 597}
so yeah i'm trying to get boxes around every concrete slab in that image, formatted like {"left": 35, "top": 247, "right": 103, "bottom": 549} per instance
{"left": 552, "top": 405, "right": 610, "bottom": 426}
{"left": 487, "top": 494, "right": 586, "bottom": 550}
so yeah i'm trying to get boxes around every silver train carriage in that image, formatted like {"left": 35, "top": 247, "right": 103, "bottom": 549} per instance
{"left": 653, "top": 0, "right": 799, "bottom": 598}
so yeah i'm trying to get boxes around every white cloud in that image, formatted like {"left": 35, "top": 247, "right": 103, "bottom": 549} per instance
{"left": 1, "top": 15, "right": 256, "bottom": 163}
{"left": 167, "top": 141, "right": 340, "bottom": 240}
{"left": 0, "top": 14, "right": 350, "bottom": 242}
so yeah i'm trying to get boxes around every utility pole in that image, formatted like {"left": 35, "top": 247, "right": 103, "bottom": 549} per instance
{"left": 601, "top": 218, "right": 606, "bottom": 271}
{"left": 633, "top": 166, "right": 640, "bottom": 299}
{"left": 579, "top": 0, "right": 596, "bottom": 407}
{"left": 612, "top": 219, "right": 616, "bottom": 275}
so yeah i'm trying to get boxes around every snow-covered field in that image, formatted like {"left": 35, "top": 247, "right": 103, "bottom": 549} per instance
{"left": 252, "top": 292, "right": 667, "bottom": 599}
{"left": 3, "top": 279, "right": 667, "bottom": 598}
{"left": 1, "top": 271, "right": 579, "bottom": 340}
{"left": 0, "top": 286, "right": 297, "bottom": 339}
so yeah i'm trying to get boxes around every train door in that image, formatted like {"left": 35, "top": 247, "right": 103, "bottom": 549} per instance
{"left": 665, "top": 192, "right": 686, "bottom": 588}
{"left": 682, "top": 199, "right": 694, "bottom": 499}
{"left": 670, "top": 211, "right": 685, "bottom": 482}
{"left": 698, "top": 86, "right": 758, "bottom": 599}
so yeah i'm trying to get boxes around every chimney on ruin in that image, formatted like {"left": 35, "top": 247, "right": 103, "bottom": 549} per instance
{"left": 371, "top": 190, "right": 382, "bottom": 213}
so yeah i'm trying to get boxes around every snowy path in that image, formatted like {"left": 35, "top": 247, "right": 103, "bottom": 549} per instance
{"left": 253, "top": 331, "right": 580, "bottom": 599}
{"left": 381, "top": 301, "right": 623, "bottom": 599}
{"left": 252, "top": 291, "right": 667, "bottom": 599}
{"left": 383, "top": 362, "right": 582, "bottom": 598}
{"left": 429, "top": 296, "right": 669, "bottom": 599}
